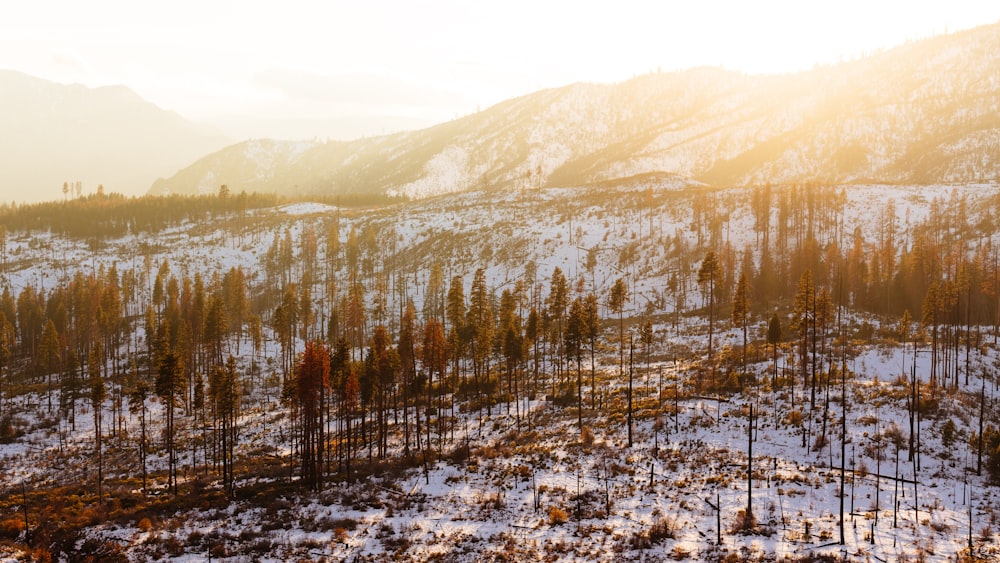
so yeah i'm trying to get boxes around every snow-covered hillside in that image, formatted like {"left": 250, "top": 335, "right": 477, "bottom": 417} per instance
{"left": 151, "top": 23, "right": 1000, "bottom": 200}
{"left": 1, "top": 182, "right": 1000, "bottom": 561}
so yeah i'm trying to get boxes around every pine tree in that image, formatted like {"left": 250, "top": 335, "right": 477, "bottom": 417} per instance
{"left": 273, "top": 283, "right": 299, "bottom": 377}
{"left": 525, "top": 306, "right": 540, "bottom": 401}
{"left": 899, "top": 309, "right": 912, "bottom": 376}
{"left": 424, "top": 261, "right": 445, "bottom": 322}
{"left": 38, "top": 319, "right": 61, "bottom": 412}
{"left": 792, "top": 269, "right": 815, "bottom": 407}
{"left": 364, "top": 326, "right": 396, "bottom": 459}
{"left": 732, "top": 270, "right": 751, "bottom": 383}
{"left": 156, "top": 347, "right": 185, "bottom": 495}
{"left": 347, "top": 281, "right": 366, "bottom": 361}
{"left": 698, "top": 251, "right": 722, "bottom": 388}
{"left": 922, "top": 282, "right": 941, "bottom": 388}
{"left": 767, "top": 314, "right": 782, "bottom": 387}
{"left": 299, "top": 282, "right": 314, "bottom": 342}
{"left": 468, "top": 268, "right": 494, "bottom": 411}
{"left": 341, "top": 355, "right": 360, "bottom": 480}
{"left": 204, "top": 292, "right": 228, "bottom": 367}
{"left": 0, "top": 312, "right": 11, "bottom": 414}
{"left": 89, "top": 344, "right": 106, "bottom": 505}
{"left": 608, "top": 278, "right": 629, "bottom": 387}
{"left": 498, "top": 288, "right": 524, "bottom": 423}
{"left": 565, "top": 297, "right": 587, "bottom": 429}
{"left": 192, "top": 373, "right": 208, "bottom": 475}
{"left": 222, "top": 267, "right": 249, "bottom": 353}
{"left": 446, "top": 275, "right": 466, "bottom": 406}
{"left": 547, "top": 267, "right": 569, "bottom": 384}
{"left": 583, "top": 294, "right": 600, "bottom": 409}
{"left": 60, "top": 350, "right": 80, "bottom": 428}
{"left": 325, "top": 216, "right": 340, "bottom": 278}
{"left": 127, "top": 365, "right": 150, "bottom": 494}
{"left": 421, "top": 318, "right": 448, "bottom": 450}
{"left": 296, "top": 341, "right": 329, "bottom": 490}
{"left": 640, "top": 319, "right": 654, "bottom": 391}
{"left": 398, "top": 301, "right": 417, "bottom": 453}
{"left": 210, "top": 356, "right": 240, "bottom": 496}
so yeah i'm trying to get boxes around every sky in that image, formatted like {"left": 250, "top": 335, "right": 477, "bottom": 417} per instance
{"left": 2, "top": 1, "right": 1000, "bottom": 139}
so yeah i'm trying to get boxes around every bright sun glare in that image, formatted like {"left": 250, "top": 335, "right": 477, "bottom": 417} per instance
{"left": 1, "top": 1, "right": 998, "bottom": 126}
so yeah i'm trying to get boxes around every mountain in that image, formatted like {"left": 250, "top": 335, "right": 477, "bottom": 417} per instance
{"left": 150, "top": 22, "right": 1000, "bottom": 199}
{"left": 0, "top": 70, "right": 229, "bottom": 203}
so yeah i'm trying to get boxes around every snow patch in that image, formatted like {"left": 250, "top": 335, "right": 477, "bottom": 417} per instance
{"left": 389, "top": 145, "right": 473, "bottom": 199}
{"left": 278, "top": 202, "right": 339, "bottom": 215}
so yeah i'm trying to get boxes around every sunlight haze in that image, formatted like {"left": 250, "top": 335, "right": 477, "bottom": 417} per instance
{"left": 5, "top": 3, "right": 1000, "bottom": 560}
{"left": 3, "top": 0, "right": 998, "bottom": 134}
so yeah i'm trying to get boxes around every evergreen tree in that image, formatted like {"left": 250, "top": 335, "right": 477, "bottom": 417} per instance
{"left": 583, "top": 294, "right": 600, "bottom": 409}
{"left": 421, "top": 318, "right": 448, "bottom": 449}
{"left": 398, "top": 301, "right": 418, "bottom": 453}
{"left": 204, "top": 292, "right": 228, "bottom": 367}
{"left": 296, "top": 341, "right": 329, "bottom": 490}
{"left": 565, "top": 297, "right": 587, "bottom": 429}
{"left": 547, "top": 267, "right": 569, "bottom": 384}
{"left": 792, "top": 269, "right": 815, "bottom": 407}
{"left": 156, "top": 348, "right": 185, "bottom": 495}
{"left": 698, "top": 251, "right": 722, "bottom": 388}
{"left": 608, "top": 278, "right": 629, "bottom": 387}
{"left": 38, "top": 319, "right": 61, "bottom": 412}
{"left": 212, "top": 356, "right": 240, "bottom": 496}
{"left": 732, "top": 270, "right": 751, "bottom": 382}
{"left": 0, "top": 312, "right": 11, "bottom": 413}
{"left": 127, "top": 365, "right": 150, "bottom": 494}
{"left": 446, "top": 275, "right": 466, "bottom": 404}
{"left": 89, "top": 344, "right": 106, "bottom": 505}
{"left": 767, "top": 314, "right": 782, "bottom": 387}
{"left": 343, "top": 361, "right": 360, "bottom": 479}
{"left": 468, "top": 268, "right": 494, "bottom": 411}
{"left": 273, "top": 284, "right": 299, "bottom": 377}
{"left": 922, "top": 282, "right": 941, "bottom": 388}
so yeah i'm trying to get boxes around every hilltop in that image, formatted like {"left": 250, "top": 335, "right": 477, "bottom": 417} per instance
{"left": 149, "top": 23, "right": 1000, "bottom": 199}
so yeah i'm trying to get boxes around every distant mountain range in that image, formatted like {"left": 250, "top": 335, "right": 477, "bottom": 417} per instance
{"left": 0, "top": 70, "right": 229, "bottom": 203}
{"left": 151, "top": 22, "right": 1000, "bottom": 199}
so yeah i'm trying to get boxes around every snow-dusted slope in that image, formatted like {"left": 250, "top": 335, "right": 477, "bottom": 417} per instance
{"left": 148, "top": 139, "right": 317, "bottom": 196}
{"left": 150, "top": 23, "right": 1000, "bottom": 199}
{"left": 4, "top": 182, "right": 1000, "bottom": 561}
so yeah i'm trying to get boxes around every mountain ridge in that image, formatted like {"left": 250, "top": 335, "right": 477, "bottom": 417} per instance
{"left": 0, "top": 70, "right": 230, "bottom": 203}
{"left": 150, "top": 22, "right": 1000, "bottom": 199}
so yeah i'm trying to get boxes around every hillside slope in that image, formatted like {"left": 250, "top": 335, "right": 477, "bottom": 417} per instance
{"left": 2, "top": 183, "right": 999, "bottom": 561}
{"left": 150, "top": 23, "right": 1000, "bottom": 198}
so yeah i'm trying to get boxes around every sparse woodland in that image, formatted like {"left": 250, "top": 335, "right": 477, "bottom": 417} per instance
{"left": 0, "top": 182, "right": 999, "bottom": 561}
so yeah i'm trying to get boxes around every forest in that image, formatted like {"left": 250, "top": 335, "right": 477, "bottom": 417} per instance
{"left": 0, "top": 181, "right": 999, "bottom": 561}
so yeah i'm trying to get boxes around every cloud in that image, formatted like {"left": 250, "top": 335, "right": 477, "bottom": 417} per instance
{"left": 254, "top": 68, "right": 466, "bottom": 110}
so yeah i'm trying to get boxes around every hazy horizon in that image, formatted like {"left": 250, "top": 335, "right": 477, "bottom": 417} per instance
{"left": 3, "top": 1, "right": 998, "bottom": 132}
{"left": 2, "top": 2, "right": 999, "bottom": 205}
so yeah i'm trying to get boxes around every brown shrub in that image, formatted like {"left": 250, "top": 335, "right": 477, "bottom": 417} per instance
{"left": 547, "top": 506, "right": 569, "bottom": 525}
{"left": 0, "top": 518, "right": 25, "bottom": 539}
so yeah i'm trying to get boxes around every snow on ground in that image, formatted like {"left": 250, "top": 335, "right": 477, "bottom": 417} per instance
{"left": 16, "top": 335, "right": 988, "bottom": 561}
{"left": 2, "top": 183, "right": 1000, "bottom": 561}
{"left": 278, "top": 202, "right": 339, "bottom": 216}
{"left": 389, "top": 145, "right": 475, "bottom": 200}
